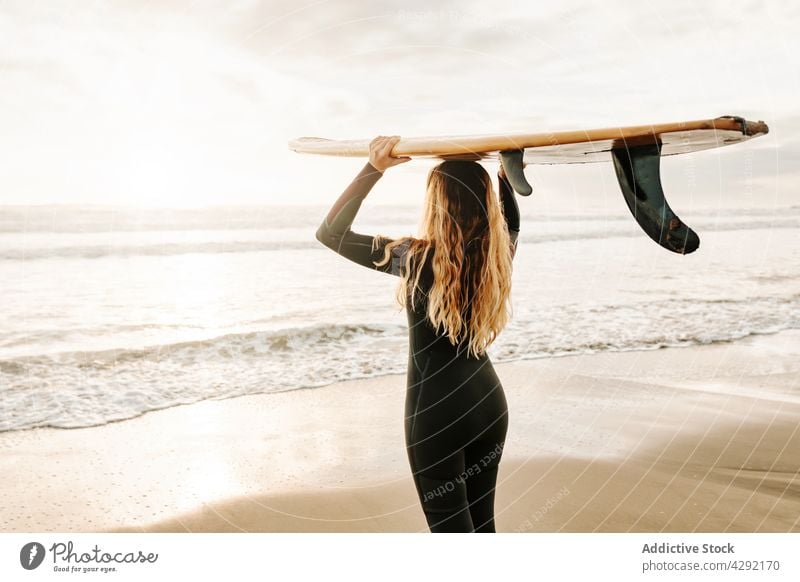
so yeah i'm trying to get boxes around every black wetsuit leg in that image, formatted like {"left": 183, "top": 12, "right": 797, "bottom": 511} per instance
{"left": 405, "top": 345, "right": 509, "bottom": 532}
{"left": 316, "top": 161, "right": 520, "bottom": 533}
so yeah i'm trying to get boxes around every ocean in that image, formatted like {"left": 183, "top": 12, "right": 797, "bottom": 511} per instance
{"left": 1, "top": 203, "right": 799, "bottom": 431}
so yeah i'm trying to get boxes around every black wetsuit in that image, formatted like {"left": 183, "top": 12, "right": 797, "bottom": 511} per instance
{"left": 315, "top": 161, "right": 520, "bottom": 532}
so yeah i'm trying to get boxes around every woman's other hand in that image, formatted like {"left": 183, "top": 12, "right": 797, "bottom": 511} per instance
{"left": 498, "top": 155, "right": 526, "bottom": 179}
{"left": 369, "top": 135, "right": 411, "bottom": 172}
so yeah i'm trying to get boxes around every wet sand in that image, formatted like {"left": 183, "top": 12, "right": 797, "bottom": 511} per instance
{"left": 2, "top": 331, "right": 799, "bottom": 533}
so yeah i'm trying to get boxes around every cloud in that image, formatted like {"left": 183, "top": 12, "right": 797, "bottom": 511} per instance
{"left": 0, "top": 0, "right": 796, "bottom": 205}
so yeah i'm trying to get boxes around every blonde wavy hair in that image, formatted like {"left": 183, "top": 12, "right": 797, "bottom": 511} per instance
{"left": 374, "top": 160, "right": 514, "bottom": 358}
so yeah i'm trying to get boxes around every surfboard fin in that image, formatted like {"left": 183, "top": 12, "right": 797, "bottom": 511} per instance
{"left": 499, "top": 150, "right": 533, "bottom": 196}
{"left": 611, "top": 143, "right": 700, "bottom": 255}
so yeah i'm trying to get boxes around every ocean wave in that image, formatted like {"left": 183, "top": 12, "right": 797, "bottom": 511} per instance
{"left": 0, "top": 322, "right": 204, "bottom": 349}
{"left": 2, "top": 322, "right": 798, "bottom": 434}
{"left": 0, "top": 239, "right": 321, "bottom": 261}
{"left": 0, "top": 204, "right": 420, "bottom": 233}
{"left": 2, "top": 285, "right": 799, "bottom": 432}
{"left": 0, "top": 322, "right": 407, "bottom": 374}
{"left": 3, "top": 217, "right": 800, "bottom": 261}
{"left": 1, "top": 204, "right": 797, "bottom": 233}
{"left": 496, "top": 325, "right": 795, "bottom": 362}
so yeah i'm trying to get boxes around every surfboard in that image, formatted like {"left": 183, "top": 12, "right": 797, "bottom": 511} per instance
{"left": 290, "top": 115, "right": 769, "bottom": 255}
{"left": 289, "top": 116, "right": 768, "bottom": 164}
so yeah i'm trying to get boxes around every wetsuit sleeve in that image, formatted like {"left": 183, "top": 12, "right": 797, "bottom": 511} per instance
{"left": 499, "top": 173, "right": 520, "bottom": 258}
{"left": 315, "top": 161, "right": 406, "bottom": 276}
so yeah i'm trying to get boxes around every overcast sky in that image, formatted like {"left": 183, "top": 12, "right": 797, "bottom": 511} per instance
{"left": 0, "top": 0, "right": 797, "bottom": 209}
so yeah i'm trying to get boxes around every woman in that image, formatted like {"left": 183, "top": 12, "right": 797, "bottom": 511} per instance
{"left": 315, "top": 135, "right": 521, "bottom": 532}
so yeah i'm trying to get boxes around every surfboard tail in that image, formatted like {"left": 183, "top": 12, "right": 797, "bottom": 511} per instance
{"left": 611, "top": 143, "right": 700, "bottom": 255}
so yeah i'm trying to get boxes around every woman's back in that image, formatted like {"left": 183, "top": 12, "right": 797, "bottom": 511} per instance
{"left": 399, "top": 242, "right": 494, "bottom": 361}
{"left": 397, "top": 237, "right": 510, "bottom": 533}
{"left": 315, "top": 136, "right": 521, "bottom": 531}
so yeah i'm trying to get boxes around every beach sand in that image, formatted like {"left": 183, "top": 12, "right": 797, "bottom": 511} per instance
{"left": 1, "top": 330, "right": 799, "bottom": 533}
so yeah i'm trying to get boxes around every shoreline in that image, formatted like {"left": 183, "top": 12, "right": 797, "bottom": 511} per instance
{"left": 3, "top": 326, "right": 796, "bottom": 435}
{"left": 2, "top": 329, "right": 799, "bottom": 533}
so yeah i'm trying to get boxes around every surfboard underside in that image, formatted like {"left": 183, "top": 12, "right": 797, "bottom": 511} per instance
{"left": 289, "top": 116, "right": 768, "bottom": 165}
{"left": 292, "top": 116, "right": 768, "bottom": 255}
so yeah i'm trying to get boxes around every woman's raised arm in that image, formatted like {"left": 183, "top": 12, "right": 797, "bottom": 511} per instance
{"left": 498, "top": 167, "right": 521, "bottom": 259}
{"left": 315, "top": 136, "right": 411, "bottom": 275}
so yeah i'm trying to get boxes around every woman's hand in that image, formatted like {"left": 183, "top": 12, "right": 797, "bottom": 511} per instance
{"left": 498, "top": 156, "right": 526, "bottom": 179}
{"left": 369, "top": 135, "right": 411, "bottom": 172}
